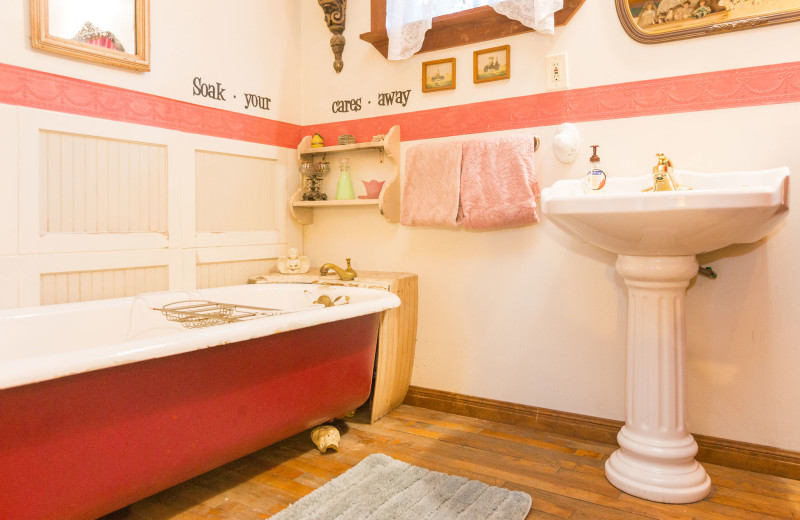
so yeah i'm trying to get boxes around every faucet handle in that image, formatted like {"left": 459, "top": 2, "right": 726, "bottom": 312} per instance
{"left": 654, "top": 153, "right": 673, "bottom": 174}
{"left": 344, "top": 258, "right": 357, "bottom": 280}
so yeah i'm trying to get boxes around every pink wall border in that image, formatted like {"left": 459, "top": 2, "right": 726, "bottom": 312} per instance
{"left": 304, "top": 61, "right": 800, "bottom": 144}
{"left": 2, "top": 60, "right": 800, "bottom": 148}
{"left": 0, "top": 63, "right": 302, "bottom": 148}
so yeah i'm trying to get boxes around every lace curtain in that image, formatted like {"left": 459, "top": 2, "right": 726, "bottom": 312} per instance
{"left": 386, "top": 0, "right": 563, "bottom": 60}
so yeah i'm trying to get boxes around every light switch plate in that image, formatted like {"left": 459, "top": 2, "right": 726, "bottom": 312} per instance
{"left": 545, "top": 53, "right": 568, "bottom": 91}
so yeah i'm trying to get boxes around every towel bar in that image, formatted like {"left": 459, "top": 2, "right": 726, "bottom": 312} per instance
{"left": 534, "top": 136, "right": 540, "bottom": 152}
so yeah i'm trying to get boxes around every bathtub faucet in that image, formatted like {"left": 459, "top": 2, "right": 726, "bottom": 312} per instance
{"left": 319, "top": 258, "right": 357, "bottom": 281}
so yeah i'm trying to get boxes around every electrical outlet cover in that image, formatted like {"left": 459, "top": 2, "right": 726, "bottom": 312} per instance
{"left": 545, "top": 53, "right": 568, "bottom": 91}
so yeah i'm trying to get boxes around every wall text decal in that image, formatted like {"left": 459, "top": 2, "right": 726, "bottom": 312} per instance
{"left": 193, "top": 77, "right": 226, "bottom": 101}
{"left": 330, "top": 91, "right": 413, "bottom": 114}
{"left": 192, "top": 77, "right": 272, "bottom": 111}
{"left": 331, "top": 98, "right": 362, "bottom": 113}
{"left": 378, "top": 90, "right": 411, "bottom": 107}
{"left": 244, "top": 93, "right": 271, "bottom": 111}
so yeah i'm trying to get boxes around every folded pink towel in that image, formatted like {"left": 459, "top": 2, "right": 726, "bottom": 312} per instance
{"left": 459, "top": 135, "right": 540, "bottom": 230}
{"left": 400, "top": 140, "right": 463, "bottom": 228}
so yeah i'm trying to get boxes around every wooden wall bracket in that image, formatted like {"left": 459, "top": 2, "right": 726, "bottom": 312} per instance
{"left": 318, "top": 0, "right": 347, "bottom": 73}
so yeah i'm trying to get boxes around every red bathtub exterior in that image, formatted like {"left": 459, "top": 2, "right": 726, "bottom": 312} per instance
{"left": 0, "top": 313, "right": 380, "bottom": 520}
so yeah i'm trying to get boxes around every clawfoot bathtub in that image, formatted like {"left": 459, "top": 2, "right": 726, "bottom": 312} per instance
{"left": 0, "top": 283, "right": 399, "bottom": 520}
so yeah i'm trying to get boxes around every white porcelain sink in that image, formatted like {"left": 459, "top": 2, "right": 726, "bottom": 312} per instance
{"left": 540, "top": 167, "right": 790, "bottom": 504}
{"left": 541, "top": 168, "right": 790, "bottom": 256}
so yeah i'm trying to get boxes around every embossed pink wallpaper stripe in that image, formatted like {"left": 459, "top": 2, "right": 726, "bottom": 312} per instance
{"left": 304, "top": 60, "right": 800, "bottom": 145}
{"left": 0, "top": 63, "right": 302, "bottom": 148}
{"left": 2, "top": 60, "right": 799, "bottom": 148}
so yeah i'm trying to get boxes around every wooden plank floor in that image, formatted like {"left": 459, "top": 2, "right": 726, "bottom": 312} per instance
{"left": 101, "top": 404, "right": 800, "bottom": 520}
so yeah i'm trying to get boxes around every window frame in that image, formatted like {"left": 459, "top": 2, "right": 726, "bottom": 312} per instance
{"left": 359, "top": 0, "right": 586, "bottom": 58}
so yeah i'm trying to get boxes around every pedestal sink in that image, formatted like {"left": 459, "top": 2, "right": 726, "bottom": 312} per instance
{"left": 541, "top": 167, "right": 790, "bottom": 503}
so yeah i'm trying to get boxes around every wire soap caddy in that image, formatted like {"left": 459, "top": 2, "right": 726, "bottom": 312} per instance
{"left": 152, "top": 300, "right": 296, "bottom": 329}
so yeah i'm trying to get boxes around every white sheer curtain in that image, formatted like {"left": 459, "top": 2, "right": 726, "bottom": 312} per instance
{"left": 386, "top": 0, "right": 563, "bottom": 60}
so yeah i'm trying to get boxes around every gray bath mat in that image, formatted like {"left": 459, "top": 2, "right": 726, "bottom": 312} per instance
{"left": 268, "top": 453, "right": 531, "bottom": 520}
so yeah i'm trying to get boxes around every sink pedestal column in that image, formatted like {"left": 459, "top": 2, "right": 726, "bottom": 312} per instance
{"left": 605, "top": 255, "right": 711, "bottom": 504}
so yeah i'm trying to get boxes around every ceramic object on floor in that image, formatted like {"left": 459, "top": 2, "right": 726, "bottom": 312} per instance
{"left": 311, "top": 425, "right": 340, "bottom": 453}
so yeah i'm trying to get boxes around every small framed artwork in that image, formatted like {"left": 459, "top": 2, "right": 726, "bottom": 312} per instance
{"left": 422, "top": 58, "right": 456, "bottom": 93}
{"left": 474, "top": 45, "right": 510, "bottom": 84}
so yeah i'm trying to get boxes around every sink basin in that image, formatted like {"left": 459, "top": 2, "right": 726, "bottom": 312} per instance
{"left": 540, "top": 166, "right": 790, "bottom": 504}
{"left": 541, "top": 168, "right": 790, "bottom": 256}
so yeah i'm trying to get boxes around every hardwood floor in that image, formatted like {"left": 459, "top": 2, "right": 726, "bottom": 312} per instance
{"left": 102, "top": 404, "right": 800, "bottom": 520}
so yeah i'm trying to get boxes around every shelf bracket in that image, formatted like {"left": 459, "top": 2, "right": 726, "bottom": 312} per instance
{"left": 318, "top": 0, "right": 347, "bottom": 73}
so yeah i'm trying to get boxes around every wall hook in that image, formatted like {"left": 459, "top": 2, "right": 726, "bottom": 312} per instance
{"left": 553, "top": 123, "right": 580, "bottom": 163}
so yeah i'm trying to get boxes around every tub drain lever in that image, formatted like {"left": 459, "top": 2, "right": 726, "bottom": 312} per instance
{"left": 698, "top": 266, "right": 717, "bottom": 279}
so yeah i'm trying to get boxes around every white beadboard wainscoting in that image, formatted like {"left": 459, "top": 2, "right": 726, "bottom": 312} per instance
{"left": 1, "top": 106, "right": 298, "bottom": 309}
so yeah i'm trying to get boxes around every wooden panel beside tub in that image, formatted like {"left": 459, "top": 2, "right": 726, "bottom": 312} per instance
{"left": 249, "top": 270, "right": 419, "bottom": 423}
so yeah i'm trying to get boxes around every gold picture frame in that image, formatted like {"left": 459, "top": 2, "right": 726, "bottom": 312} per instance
{"left": 422, "top": 57, "right": 456, "bottom": 93}
{"left": 617, "top": 0, "right": 800, "bottom": 44}
{"left": 473, "top": 45, "right": 510, "bottom": 84}
{"left": 30, "top": 0, "right": 150, "bottom": 71}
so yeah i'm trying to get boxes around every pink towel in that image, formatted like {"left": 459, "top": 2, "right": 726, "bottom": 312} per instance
{"left": 400, "top": 140, "right": 463, "bottom": 228}
{"left": 459, "top": 135, "right": 540, "bottom": 229}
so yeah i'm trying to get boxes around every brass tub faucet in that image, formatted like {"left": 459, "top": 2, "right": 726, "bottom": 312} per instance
{"left": 320, "top": 258, "right": 357, "bottom": 281}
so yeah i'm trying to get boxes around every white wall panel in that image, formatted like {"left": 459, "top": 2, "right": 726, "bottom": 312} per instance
{"left": 5, "top": 109, "right": 292, "bottom": 308}
{"left": 196, "top": 259, "right": 273, "bottom": 289}
{"left": 40, "top": 130, "right": 167, "bottom": 234}
{"left": 41, "top": 266, "right": 169, "bottom": 305}
{"left": 195, "top": 150, "right": 276, "bottom": 233}
{"left": 0, "top": 105, "right": 18, "bottom": 257}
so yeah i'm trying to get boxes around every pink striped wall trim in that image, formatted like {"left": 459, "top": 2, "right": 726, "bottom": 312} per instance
{"left": 304, "top": 61, "right": 800, "bottom": 144}
{"left": 2, "top": 60, "right": 799, "bottom": 148}
{"left": 0, "top": 63, "right": 302, "bottom": 148}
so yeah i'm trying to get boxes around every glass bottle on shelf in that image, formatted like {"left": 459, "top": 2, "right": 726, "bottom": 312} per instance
{"left": 336, "top": 158, "right": 355, "bottom": 200}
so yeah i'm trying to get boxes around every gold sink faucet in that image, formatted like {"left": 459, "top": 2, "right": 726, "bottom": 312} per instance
{"left": 644, "top": 153, "right": 678, "bottom": 192}
{"left": 319, "top": 258, "right": 357, "bottom": 281}
{"left": 643, "top": 153, "right": 692, "bottom": 192}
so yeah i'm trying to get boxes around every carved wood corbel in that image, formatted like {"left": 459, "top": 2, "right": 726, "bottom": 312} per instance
{"left": 319, "top": 0, "right": 346, "bottom": 73}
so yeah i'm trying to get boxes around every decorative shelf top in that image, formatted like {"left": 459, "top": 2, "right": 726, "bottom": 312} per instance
{"left": 298, "top": 140, "right": 388, "bottom": 156}
{"left": 293, "top": 199, "right": 379, "bottom": 207}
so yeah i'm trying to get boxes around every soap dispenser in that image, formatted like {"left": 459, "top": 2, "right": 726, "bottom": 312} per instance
{"left": 582, "top": 145, "right": 607, "bottom": 193}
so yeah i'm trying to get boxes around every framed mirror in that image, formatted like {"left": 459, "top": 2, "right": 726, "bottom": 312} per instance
{"left": 31, "top": 0, "right": 150, "bottom": 71}
{"left": 617, "top": 0, "right": 800, "bottom": 43}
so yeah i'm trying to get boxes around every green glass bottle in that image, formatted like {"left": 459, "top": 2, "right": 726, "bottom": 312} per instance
{"left": 336, "top": 158, "right": 355, "bottom": 200}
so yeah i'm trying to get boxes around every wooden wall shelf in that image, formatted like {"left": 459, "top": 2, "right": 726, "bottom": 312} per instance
{"left": 292, "top": 199, "right": 378, "bottom": 208}
{"left": 290, "top": 126, "right": 401, "bottom": 225}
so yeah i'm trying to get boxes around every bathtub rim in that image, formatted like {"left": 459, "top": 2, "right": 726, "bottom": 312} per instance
{"left": 0, "top": 283, "right": 400, "bottom": 391}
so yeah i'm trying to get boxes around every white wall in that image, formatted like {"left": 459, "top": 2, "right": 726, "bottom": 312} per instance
{"left": 0, "top": 0, "right": 305, "bottom": 309}
{"left": 0, "top": 0, "right": 303, "bottom": 122}
{"left": 298, "top": 0, "right": 800, "bottom": 451}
